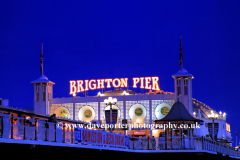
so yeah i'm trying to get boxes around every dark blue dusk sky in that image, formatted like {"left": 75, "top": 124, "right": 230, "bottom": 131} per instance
{"left": 1, "top": 1, "right": 240, "bottom": 146}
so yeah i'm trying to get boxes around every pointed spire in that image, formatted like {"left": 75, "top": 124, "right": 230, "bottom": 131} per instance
{"left": 40, "top": 42, "right": 44, "bottom": 76}
{"left": 179, "top": 33, "right": 183, "bottom": 69}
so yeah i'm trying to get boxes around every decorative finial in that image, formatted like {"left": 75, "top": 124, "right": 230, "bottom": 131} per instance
{"left": 179, "top": 33, "right": 183, "bottom": 69}
{"left": 40, "top": 42, "right": 44, "bottom": 76}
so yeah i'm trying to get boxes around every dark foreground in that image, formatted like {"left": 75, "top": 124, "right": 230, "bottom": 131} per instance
{"left": 0, "top": 142, "right": 237, "bottom": 160}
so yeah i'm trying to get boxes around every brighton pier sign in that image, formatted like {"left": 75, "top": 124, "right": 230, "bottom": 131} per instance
{"left": 69, "top": 77, "right": 160, "bottom": 94}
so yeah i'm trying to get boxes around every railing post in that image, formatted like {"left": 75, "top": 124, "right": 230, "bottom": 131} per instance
{"left": 45, "top": 120, "right": 48, "bottom": 141}
{"left": 23, "top": 117, "right": 26, "bottom": 140}
{"left": 204, "top": 138, "right": 205, "bottom": 150}
{"left": 35, "top": 119, "right": 38, "bottom": 140}
{"left": 207, "top": 139, "right": 208, "bottom": 150}
{"left": 11, "top": 114, "right": 13, "bottom": 139}
{"left": 71, "top": 124, "right": 74, "bottom": 143}
{"left": 148, "top": 136, "right": 149, "bottom": 150}
{"left": 210, "top": 140, "right": 212, "bottom": 151}
{"left": 211, "top": 140, "right": 214, "bottom": 151}
{"left": 133, "top": 138, "right": 134, "bottom": 150}
{"left": 54, "top": 122, "right": 57, "bottom": 142}
{"left": 63, "top": 123, "right": 65, "bottom": 143}
{"left": 0, "top": 116, "right": 2, "bottom": 138}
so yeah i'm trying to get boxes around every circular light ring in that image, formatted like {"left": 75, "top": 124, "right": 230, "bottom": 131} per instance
{"left": 78, "top": 105, "right": 95, "bottom": 122}
{"left": 129, "top": 103, "right": 147, "bottom": 120}
{"left": 54, "top": 106, "right": 70, "bottom": 119}
{"left": 155, "top": 103, "right": 172, "bottom": 119}
{"left": 104, "top": 105, "right": 121, "bottom": 120}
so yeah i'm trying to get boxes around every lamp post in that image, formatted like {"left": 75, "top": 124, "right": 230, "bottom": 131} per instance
{"left": 219, "top": 111, "right": 226, "bottom": 119}
{"left": 208, "top": 110, "right": 218, "bottom": 141}
{"left": 136, "top": 119, "right": 140, "bottom": 128}
{"left": 193, "top": 112, "right": 196, "bottom": 118}
{"left": 104, "top": 97, "right": 117, "bottom": 133}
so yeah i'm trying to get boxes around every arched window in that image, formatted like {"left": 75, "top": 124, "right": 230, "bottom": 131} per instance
{"left": 42, "top": 92, "right": 46, "bottom": 101}
{"left": 36, "top": 93, "right": 39, "bottom": 101}
{"left": 184, "top": 86, "right": 188, "bottom": 95}
{"left": 177, "top": 86, "right": 181, "bottom": 95}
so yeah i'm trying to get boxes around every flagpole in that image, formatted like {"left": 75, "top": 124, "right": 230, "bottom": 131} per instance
{"left": 179, "top": 33, "right": 183, "bottom": 69}
{"left": 236, "top": 128, "right": 238, "bottom": 147}
{"left": 40, "top": 42, "right": 43, "bottom": 76}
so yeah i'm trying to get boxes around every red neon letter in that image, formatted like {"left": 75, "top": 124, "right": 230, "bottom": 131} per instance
{"left": 89, "top": 79, "right": 96, "bottom": 90}
{"left": 145, "top": 77, "right": 152, "bottom": 89}
{"left": 70, "top": 80, "right": 76, "bottom": 94}
{"left": 97, "top": 79, "right": 105, "bottom": 89}
{"left": 112, "top": 78, "right": 121, "bottom": 88}
{"left": 77, "top": 80, "right": 84, "bottom": 92}
{"left": 152, "top": 77, "right": 160, "bottom": 90}
{"left": 140, "top": 77, "right": 144, "bottom": 89}
{"left": 105, "top": 79, "right": 112, "bottom": 88}
{"left": 132, "top": 78, "right": 140, "bottom": 88}
{"left": 120, "top": 78, "right": 128, "bottom": 87}
{"left": 85, "top": 80, "right": 89, "bottom": 91}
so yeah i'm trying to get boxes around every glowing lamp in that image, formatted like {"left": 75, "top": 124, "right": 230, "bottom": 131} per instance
{"left": 207, "top": 110, "right": 219, "bottom": 141}
{"left": 113, "top": 98, "right": 117, "bottom": 103}
{"left": 104, "top": 97, "right": 117, "bottom": 133}
{"left": 223, "top": 112, "right": 226, "bottom": 117}
{"left": 136, "top": 119, "right": 140, "bottom": 124}
{"left": 108, "top": 97, "right": 113, "bottom": 103}
{"left": 193, "top": 112, "right": 196, "bottom": 116}
{"left": 104, "top": 99, "right": 108, "bottom": 104}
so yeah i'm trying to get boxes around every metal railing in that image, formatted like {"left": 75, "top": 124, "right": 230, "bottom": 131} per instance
{"left": 129, "top": 137, "right": 201, "bottom": 150}
{"left": 0, "top": 113, "right": 239, "bottom": 157}
{"left": 0, "top": 113, "right": 73, "bottom": 143}
{"left": 0, "top": 113, "right": 128, "bottom": 148}
{"left": 202, "top": 137, "right": 240, "bottom": 157}
{"left": 128, "top": 136, "right": 240, "bottom": 157}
